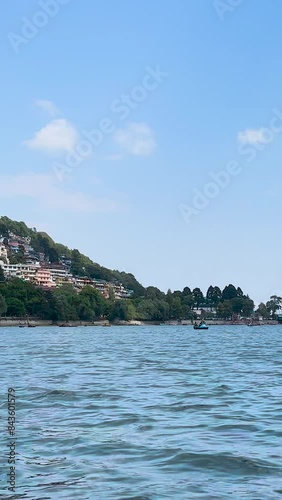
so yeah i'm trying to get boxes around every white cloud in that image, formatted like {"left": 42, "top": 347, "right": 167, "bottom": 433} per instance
{"left": 0, "top": 173, "right": 116, "bottom": 213}
{"left": 23, "top": 119, "right": 79, "bottom": 153}
{"left": 237, "top": 128, "right": 270, "bottom": 145}
{"left": 35, "top": 99, "right": 59, "bottom": 117}
{"left": 114, "top": 122, "right": 156, "bottom": 156}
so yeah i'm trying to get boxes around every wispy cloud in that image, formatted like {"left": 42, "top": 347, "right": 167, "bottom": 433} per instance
{"left": 0, "top": 173, "right": 116, "bottom": 213}
{"left": 35, "top": 99, "right": 60, "bottom": 117}
{"left": 114, "top": 122, "right": 156, "bottom": 156}
{"left": 23, "top": 119, "right": 79, "bottom": 153}
{"left": 237, "top": 128, "right": 270, "bottom": 145}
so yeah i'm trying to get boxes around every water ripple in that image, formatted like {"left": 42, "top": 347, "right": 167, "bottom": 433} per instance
{"left": 1, "top": 325, "right": 282, "bottom": 499}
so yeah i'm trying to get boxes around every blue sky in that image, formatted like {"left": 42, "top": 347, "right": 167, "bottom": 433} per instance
{"left": 1, "top": 0, "right": 282, "bottom": 304}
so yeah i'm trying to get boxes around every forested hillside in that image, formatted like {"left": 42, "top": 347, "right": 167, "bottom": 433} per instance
{"left": 0, "top": 216, "right": 267, "bottom": 322}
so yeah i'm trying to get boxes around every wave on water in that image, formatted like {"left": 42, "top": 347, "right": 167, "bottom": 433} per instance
{"left": 2, "top": 325, "right": 282, "bottom": 499}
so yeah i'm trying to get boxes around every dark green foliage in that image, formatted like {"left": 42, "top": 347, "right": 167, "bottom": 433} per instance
{"left": 216, "top": 285, "right": 254, "bottom": 318}
{"left": 0, "top": 267, "right": 5, "bottom": 282}
{"left": 192, "top": 288, "right": 204, "bottom": 309}
{"left": 217, "top": 301, "right": 233, "bottom": 319}
{"left": 0, "top": 216, "right": 257, "bottom": 323}
{"left": 266, "top": 295, "right": 282, "bottom": 318}
{"left": 0, "top": 293, "right": 7, "bottom": 316}
{"left": 7, "top": 298, "right": 26, "bottom": 317}
{"left": 135, "top": 298, "right": 169, "bottom": 321}
{"left": 206, "top": 285, "right": 222, "bottom": 307}
{"left": 146, "top": 286, "right": 165, "bottom": 300}
{"left": 0, "top": 217, "right": 30, "bottom": 238}
{"left": 255, "top": 302, "right": 269, "bottom": 319}
{"left": 108, "top": 300, "right": 136, "bottom": 322}
{"left": 0, "top": 277, "right": 256, "bottom": 322}
{"left": 222, "top": 284, "right": 238, "bottom": 301}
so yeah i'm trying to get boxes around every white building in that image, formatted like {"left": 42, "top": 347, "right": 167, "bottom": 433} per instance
{"left": 0, "top": 263, "right": 40, "bottom": 281}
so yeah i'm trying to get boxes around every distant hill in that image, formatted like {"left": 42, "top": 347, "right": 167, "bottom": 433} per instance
{"left": 0, "top": 216, "right": 145, "bottom": 296}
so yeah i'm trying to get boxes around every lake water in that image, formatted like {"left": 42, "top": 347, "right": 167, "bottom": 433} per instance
{"left": 1, "top": 325, "right": 282, "bottom": 499}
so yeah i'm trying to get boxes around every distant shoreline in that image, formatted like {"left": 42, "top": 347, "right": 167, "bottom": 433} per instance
{"left": 0, "top": 319, "right": 279, "bottom": 327}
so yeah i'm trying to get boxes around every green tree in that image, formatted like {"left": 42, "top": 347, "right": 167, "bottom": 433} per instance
{"left": 217, "top": 301, "right": 233, "bottom": 319}
{"left": 242, "top": 297, "right": 254, "bottom": 317}
{"left": 48, "top": 247, "right": 59, "bottom": 263}
{"left": 230, "top": 297, "right": 245, "bottom": 314}
{"left": 182, "top": 287, "right": 194, "bottom": 310}
{"left": 0, "top": 221, "right": 9, "bottom": 238}
{"left": 256, "top": 302, "right": 269, "bottom": 319}
{"left": 108, "top": 286, "right": 115, "bottom": 302}
{"left": 53, "top": 285, "right": 79, "bottom": 321}
{"left": 26, "top": 297, "right": 43, "bottom": 316}
{"left": 146, "top": 286, "right": 165, "bottom": 300}
{"left": 166, "top": 289, "right": 173, "bottom": 305}
{"left": 192, "top": 288, "right": 204, "bottom": 309}
{"left": 0, "top": 266, "right": 5, "bottom": 282}
{"left": 211, "top": 286, "right": 222, "bottom": 306}
{"left": 109, "top": 300, "right": 136, "bottom": 321}
{"left": 170, "top": 297, "right": 182, "bottom": 319}
{"left": 266, "top": 295, "right": 282, "bottom": 318}
{"left": 79, "top": 286, "right": 106, "bottom": 318}
{"left": 183, "top": 286, "right": 192, "bottom": 296}
{"left": 0, "top": 293, "right": 7, "bottom": 316}
{"left": 77, "top": 296, "right": 95, "bottom": 321}
{"left": 206, "top": 286, "right": 214, "bottom": 309}
{"left": 136, "top": 299, "right": 158, "bottom": 321}
{"left": 182, "top": 294, "right": 194, "bottom": 310}
{"left": 6, "top": 298, "right": 25, "bottom": 317}
{"left": 222, "top": 284, "right": 237, "bottom": 301}
{"left": 71, "top": 249, "right": 84, "bottom": 276}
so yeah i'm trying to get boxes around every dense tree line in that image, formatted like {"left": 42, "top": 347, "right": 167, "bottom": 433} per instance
{"left": 255, "top": 296, "right": 282, "bottom": 319}
{"left": 2, "top": 217, "right": 275, "bottom": 322}
{"left": 0, "top": 279, "right": 257, "bottom": 322}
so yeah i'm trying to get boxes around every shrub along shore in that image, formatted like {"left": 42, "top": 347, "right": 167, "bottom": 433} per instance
{"left": 0, "top": 279, "right": 258, "bottom": 324}
{"left": 0, "top": 318, "right": 278, "bottom": 327}
{"left": 1, "top": 218, "right": 280, "bottom": 324}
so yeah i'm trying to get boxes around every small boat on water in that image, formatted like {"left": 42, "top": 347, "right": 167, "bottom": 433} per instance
{"left": 19, "top": 318, "right": 36, "bottom": 328}
{"left": 59, "top": 322, "right": 77, "bottom": 327}
{"left": 194, "top": 322, "right": 209, "bottom": 330}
